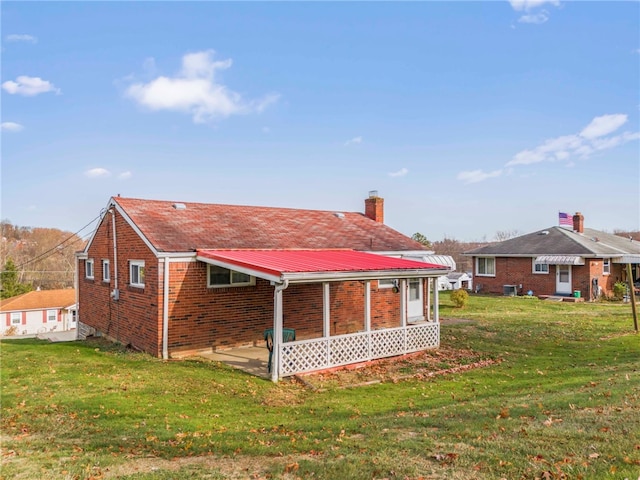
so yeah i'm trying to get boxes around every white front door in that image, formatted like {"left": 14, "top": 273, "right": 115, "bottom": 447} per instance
{"left": 556, "top": 265, "right": 572, "bottom": 294}
{"left": 407, "top": 278, "right": 424, "bottom": 321}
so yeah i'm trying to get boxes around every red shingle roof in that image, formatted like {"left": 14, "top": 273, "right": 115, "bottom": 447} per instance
{"left": 114, "top": 197, "right": 426, "bottom": 253}
{"left": 0, "top": 289, "right": 76, "bottom": 312}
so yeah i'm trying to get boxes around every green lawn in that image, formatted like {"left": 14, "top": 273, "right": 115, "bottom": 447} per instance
{"left": 1, "top": 294, "right": 639, "bottom": 479}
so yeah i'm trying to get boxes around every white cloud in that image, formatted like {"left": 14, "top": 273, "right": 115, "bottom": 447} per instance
{"left": 388, "top": 168, "right": 408, "bottom": 177}
{"left": 509, "top": 0, "right": 559, "bottom": 25}
{"left": 2, "top": 75, "right": 60, "bottom": 96}
{"left": 118, "top": 171, "right": 132, "bottom": 180}
{"left": 1, "top": 122, "right": 24, "bottom": 132}
{"left": 85, "top": 168, "right": 111, "bottom": 178}
{"left": 6, "top": 34, "right": 37, "bottom": 43}
{"left": 579, "top": 114, "right": 628, "bottom": 139}
{"left": 457, "top": 169, "right": 503, "bottom": 184}
{"left": 345, "top": 136, "right": 363, "bottom": 146}
{"left": 125, "top": 50, "right": 279, "bottom": 123}
{"left": 518, "top": 11, "right": 549, "bottom": 24}
{"left": 508, "top": 0, "right": 559, "bottom": 12}
{"left": 505, "top": 113, "right": 637, "bottom": 167}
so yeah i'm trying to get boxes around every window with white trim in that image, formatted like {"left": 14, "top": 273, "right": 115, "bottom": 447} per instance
{"left": 85, "top": 259, "right": 94, "bottom": 279}
{"left": 532, "top": 259, "right": 549, "bottom": 274}
{"left": 129, "top": 261, "right": 145, "bottom": 287}
{"left": 102, "top": 259, "right": 110, "bottom": 282}
{"left": 11, "top": 312, "right": 21, "bottom": 325}
{"left": 378, "top": 278, "right": 396, "bottom": 289}
{"left": 476, "top": 257, "right": 495, "bottom": 276}
{"left": 603, "top": 258, "right": 610, "bottom": 275}
{"left": 207, "top": 265, "right": 255, "bottom": 288}
{"left": 47, "top": 309, "right": 57, "bottom": 322}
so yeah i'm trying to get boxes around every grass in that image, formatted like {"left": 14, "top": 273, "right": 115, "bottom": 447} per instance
{"left": 1, "top": 293, "right": 639, "bottom": 479}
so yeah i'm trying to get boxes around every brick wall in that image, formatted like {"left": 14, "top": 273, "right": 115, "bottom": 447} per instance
{"left": 78, "top": 209, "right": 161, "bottom": 355}
{"left": 166, "top": 269, "right": 408, "bottom": 356}
{"left": 472, "top": 256, "right": 621, "bottom": 298}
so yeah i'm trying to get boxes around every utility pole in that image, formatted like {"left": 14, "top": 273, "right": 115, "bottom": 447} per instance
{"left": 626, "top": 263, "right": 638, "bottom": 333}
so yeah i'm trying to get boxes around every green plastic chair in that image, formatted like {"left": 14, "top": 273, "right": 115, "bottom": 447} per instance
{"left": 264, "top": 328, "right": 296, "bottom": 372}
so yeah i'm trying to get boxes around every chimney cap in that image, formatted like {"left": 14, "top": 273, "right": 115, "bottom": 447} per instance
{"left": 368, "top": 190, "right": 379, "bottom": 198}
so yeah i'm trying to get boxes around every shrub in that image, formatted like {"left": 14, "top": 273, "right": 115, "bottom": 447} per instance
{"left": 613, "top": 282, "right": 627, "bottom": 300}
{"left": 450, "top": 289, "right": 469, "bottom": 308}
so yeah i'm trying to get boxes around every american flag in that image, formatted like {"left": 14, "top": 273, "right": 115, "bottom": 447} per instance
{"left": 559, "top": 212, "right": 572, "bottom": 226}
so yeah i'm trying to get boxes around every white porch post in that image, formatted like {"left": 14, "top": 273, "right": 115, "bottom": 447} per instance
{"left": 364, "top": 281, "right": 371, "bottom": 331}
{"left": 323, "top": 282, "right": 331, "bottom": 367}
{"left": 323, "top": 282, "right": 330, "bottom": 337}
{"left": 271, "top": 281, "right": 287, "bottom": 383}
{"left": 365, "top": 280, "right": 372, "bottom": 360}
{"left": 400, "top": 279, "right": 407, "bottom": 327}
{"left": 426, "top": 278, "right": 432, "bottom": 321}
{"left": 433, "top": 278, "right": 440, "bottom": 323}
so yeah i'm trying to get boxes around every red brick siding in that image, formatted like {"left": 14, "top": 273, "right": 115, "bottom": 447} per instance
{"left": 78, "top": 210, "right": 161, "bottom": 355}
{"left": 166, "top": 269, "right": 407, "bottom": 355}
{"left": 167, "top": 261, "right": 274, "bottom": 352}
{"left": 472, "top": 256, "right": 623, "bottom": 298}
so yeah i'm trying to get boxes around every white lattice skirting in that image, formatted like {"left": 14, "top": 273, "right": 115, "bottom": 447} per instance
{"left": 278, "top": 323, "right": 440, "bottom": 377}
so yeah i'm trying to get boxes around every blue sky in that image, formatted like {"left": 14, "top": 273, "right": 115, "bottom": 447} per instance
{"left": 2, "top": 1, "right": 639, "bottom": 242}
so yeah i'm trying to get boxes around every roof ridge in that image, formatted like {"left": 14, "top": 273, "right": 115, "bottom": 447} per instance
{"left": 114, "top": 196, "right": 363, "bottom": 215}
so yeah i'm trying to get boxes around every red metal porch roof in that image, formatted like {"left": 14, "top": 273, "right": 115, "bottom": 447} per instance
{"left": 196, "top": 249, "right": 449, "bottom": 280}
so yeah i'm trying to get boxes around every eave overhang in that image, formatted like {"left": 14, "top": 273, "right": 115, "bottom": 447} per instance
{"left": 196, "top": 249, "right": 451, "bottom": 285}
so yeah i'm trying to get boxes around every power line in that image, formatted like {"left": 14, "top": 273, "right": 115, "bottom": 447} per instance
{"left": 10, "top": 213, "right": 103, "bottom": 269}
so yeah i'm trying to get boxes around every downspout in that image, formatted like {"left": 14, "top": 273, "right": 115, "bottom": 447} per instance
{"left": 271, "top": 279, "right": 290, "bottom": 383}
{"left": 74, "top": 254, "right": 79, "bottom": 340}
{"left": 162, "top": 257, "right": 170, "bottom": 359}
{"left": 110, "top": 209, "right": 119, "bottom": 295}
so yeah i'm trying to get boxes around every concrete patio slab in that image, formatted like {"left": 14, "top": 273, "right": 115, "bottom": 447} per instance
{"left": 198, "top": 346, "right": 271, "bottom": 379}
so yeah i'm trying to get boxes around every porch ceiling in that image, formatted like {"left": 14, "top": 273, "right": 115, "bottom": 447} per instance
{"left": 196, "top": 249, "right": 451, "bottom": 284}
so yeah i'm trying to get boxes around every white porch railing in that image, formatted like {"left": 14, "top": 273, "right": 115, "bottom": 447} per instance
{"left": 278, "top": 322, "right": 440, "bottom": 377}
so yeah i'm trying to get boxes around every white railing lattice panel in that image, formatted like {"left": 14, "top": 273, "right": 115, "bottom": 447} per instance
{"left": 279, "top": 339, "right": 328, "bottom": 375}
{"left": 278, "top": 323, "right": 439, "bottom": 377}
{"left": 406, "top": 323, "right": 439, "bottom": 351}
{"left": 370, "top": 328, "right": 405, "bottom": 358}
{"left": 329, "top": 333, "right": 369, "bottom": 366}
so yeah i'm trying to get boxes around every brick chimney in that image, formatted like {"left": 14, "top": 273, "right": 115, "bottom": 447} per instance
{"left": 573, "top": 212, "right": 584, "bottom": 233}
{"left": 364, "top": 190, "right": 384, "bottom": 223}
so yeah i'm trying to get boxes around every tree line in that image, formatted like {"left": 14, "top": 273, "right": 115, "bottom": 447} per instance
{"left": 1, "top": 221, "right": 86, "bottom": 298}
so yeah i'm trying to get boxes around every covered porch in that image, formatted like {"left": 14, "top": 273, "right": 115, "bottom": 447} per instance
{"left": 197, "top": 249, "right": 450, "bottom": 382}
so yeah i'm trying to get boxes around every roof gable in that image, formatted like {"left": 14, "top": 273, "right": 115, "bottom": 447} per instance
{"left": 466, "top": 226, "right": 640, "bottom": 257}
{"left": 111, "top": 197, "right": 426, "bottom": 253}
{"left": 0, "top": 289, "right": 76, "bottom": 312}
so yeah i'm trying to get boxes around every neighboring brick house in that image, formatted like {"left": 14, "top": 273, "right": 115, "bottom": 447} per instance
{"left": 77, "top": 192, "right": 450, "bottom": 380}
{"left": 1, "top": 289, "right": 77, "bottom": 336}
{"left": 465, "top": 213, "right": 640, "bottom": 300}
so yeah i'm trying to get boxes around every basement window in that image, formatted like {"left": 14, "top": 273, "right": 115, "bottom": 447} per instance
{"left": 129, "top": 261, "right": 145, "bottom": 288}
{"left": 207, "top": 265, "right": 255, "bottom": 288}
{"left": 476, "top": 257, "right": 495, "bottom": 277}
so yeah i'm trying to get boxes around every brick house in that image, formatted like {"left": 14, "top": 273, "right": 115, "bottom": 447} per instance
{"left": 1, "top": 289, "right": 77, "bottom": 336}
{"left": 77, "top": 193, "right": 450, "bottom": 380}
{"left": 465, "top": 213, "right": 640, "bottom": 300}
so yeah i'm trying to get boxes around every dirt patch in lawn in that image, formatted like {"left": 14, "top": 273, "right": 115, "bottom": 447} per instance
{"left": 295, "top": 345, "right": 500, "bottom": 390}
